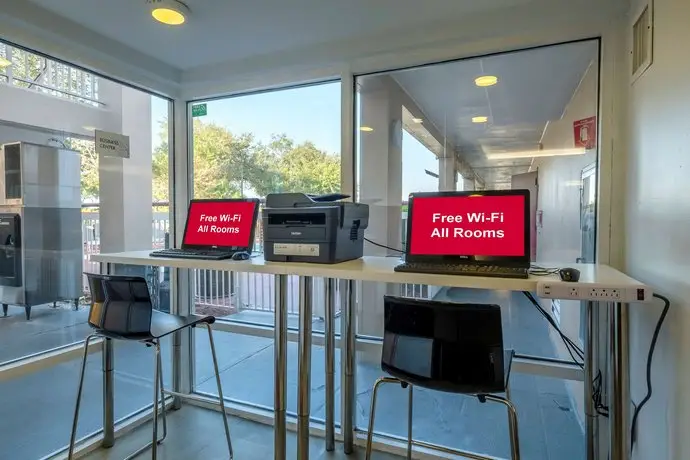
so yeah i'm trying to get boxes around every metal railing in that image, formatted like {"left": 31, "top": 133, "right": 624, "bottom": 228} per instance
{"left": 80, "top": 204, "right": 428, "bottom": 318}
{"left": 0, "top": 43, "right": 102, "bottom": 106}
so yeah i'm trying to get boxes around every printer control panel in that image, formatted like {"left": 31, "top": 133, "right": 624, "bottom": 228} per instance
{"left": 273, "top": 243, "right": 320, "bottom": 258}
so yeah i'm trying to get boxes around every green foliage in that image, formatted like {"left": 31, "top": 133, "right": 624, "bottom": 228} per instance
{"left": 83, "top": 118, "right": 341, "bottom": 202}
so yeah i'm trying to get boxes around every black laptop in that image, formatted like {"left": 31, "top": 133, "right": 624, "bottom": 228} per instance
{"left": 394, "top": 190, "right": 531, "bottom": 279}
{"left": 150, "top": 198, "right": 260, "bottom": 260}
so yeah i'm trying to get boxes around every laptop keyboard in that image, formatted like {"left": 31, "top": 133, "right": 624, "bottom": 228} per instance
{"left": 394, "top": 262, "right": 529, "bottom": 279}
{"left": 150, "top": 249, "right": 236, "bottom": 260}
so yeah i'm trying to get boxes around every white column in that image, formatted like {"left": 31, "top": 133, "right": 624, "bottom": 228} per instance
{"left": 357, "top": 77, "right": 403, "bottom": 346}
{"left": 99, "top": 87, "right": 153, "bottom": 253}
{"left": 438, "top": 156, "right": 457, "bottom": 191}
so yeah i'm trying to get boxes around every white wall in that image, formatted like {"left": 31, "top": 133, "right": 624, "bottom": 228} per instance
{"left": 624, "top": 0, "right": 690, "bottom": 458}
{"left": 532, "top": 62, "right": 598, "bottom": 264}
{"left": 0, "top": 123, "right": 63, "bottom": 145}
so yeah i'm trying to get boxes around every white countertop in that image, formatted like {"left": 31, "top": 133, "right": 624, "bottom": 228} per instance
{"left": 91, "top": 251, "right": 647, "bottom": 292}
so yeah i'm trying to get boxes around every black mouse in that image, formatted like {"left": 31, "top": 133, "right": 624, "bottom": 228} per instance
{"left": 231, "top": 251, "right": 250, "bottom": 261}
{"left": 558, "top": 267, "right": 580, "bottom": 282}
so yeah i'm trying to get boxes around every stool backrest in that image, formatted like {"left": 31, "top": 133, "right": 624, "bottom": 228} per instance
{"left": 86, "top": 273, "right": 153, "bottom": 336}
{"left": 382, "top": 295, "right": 505, "bottom": 394}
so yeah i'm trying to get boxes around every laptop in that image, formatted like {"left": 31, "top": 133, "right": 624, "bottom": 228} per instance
{"left": 150, "top": 198, "right": 260, "bottom": 260}
{"left": 394, "top": 190, "right": 531, "bottom": 279}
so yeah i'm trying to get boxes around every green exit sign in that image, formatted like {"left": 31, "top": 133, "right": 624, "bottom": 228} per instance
{"left": 192, "top": 103, "right": 207, "bottom": 117}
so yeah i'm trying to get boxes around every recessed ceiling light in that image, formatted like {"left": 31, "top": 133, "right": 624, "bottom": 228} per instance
{"left": 412, "top": 118, "right": 423, "bottom": 124}
{"left": 0, "top": 56, "right": 10, "bottom": 69}
{"left": 475, "top": 76, "right": 498, "bottom": 87}
{"left": 472, "top": 116, "right": 488, "bottom": 123}
{"left": 83, "top": 126, "right": 98, "bottom": 131}
{"left": 359, "top": 126, "right": 374, "bottom": 132}
{"left": 148, "top": 0, "right": 189, "bottom": 26}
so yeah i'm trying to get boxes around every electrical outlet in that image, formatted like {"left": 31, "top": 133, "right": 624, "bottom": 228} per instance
{"left": 537, "top": 281, "right": 652, "bottom": 302}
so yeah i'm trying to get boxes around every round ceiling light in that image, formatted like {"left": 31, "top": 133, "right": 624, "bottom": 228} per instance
{"left": 472, "top": 116, "right": 488, "bottom": 123}
{"left": 474, "top": 75, "right": 498, "bottom": 87}
{"left": 149, "top": 0, "right": 189, "bottom": 25}
{"left": 359, "top": 126, "right": 374, "bottom": 132}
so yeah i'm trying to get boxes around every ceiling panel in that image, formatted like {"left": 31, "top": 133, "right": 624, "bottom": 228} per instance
{"left": 26, "top": 0, "right": 533, "bottom": 70}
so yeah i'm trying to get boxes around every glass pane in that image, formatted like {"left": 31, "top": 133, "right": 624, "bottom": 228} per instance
{"left": 189, "top": 82, "right": 341, "bottom": 415}
{"left": 355, "top": 40, "right": 599, "bottom": 458}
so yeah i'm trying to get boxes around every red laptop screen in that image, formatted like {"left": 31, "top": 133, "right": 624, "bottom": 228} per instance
{"left": 182, "top": 200, "right": 257, "bottom": 248}
{"left": 408, "top": 194, "right": 526, "bottom": 257}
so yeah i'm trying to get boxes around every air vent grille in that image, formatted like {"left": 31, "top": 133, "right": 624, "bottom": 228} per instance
{"left": 631, "top": 2, "right": 653, "bottom": 82}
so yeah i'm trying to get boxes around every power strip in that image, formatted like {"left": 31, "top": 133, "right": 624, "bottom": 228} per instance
{"left": 536, "top": 280, "right": 653, "bottom": 303}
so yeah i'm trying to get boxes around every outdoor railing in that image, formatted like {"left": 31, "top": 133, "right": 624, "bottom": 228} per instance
{"left": 80, "top": 204, "right": 429, "bottom": 317}
{"left": 0, "top": 43, "right": 102, "bottom": 106}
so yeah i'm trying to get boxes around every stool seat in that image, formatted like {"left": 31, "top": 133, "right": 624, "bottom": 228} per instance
{"left": 96, "top": 312, "right": 216, "bottom": 341}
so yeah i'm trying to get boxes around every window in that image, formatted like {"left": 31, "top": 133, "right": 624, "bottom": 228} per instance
{"left": 0, "top": 39, "right": 173, "bottom": 459}
{"left": 189, "top": 82, "right": 341, "bottom": 415}
{"left": 355, "top": 40, "right": 599, "bottom": 458}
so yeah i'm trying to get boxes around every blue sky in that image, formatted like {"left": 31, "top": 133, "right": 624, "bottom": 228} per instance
{"left": 150, "top": 82, "right": 440, "bottom": 198}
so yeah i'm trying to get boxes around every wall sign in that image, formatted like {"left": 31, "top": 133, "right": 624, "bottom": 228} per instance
{"left": 192, "top": 103, "right": 207, "bottom": 117}
{"left": 573, "top": 116, "right": 597, "bottom": 149}
{"left": 95, "top": 130, "right": 130, "bottom": 158}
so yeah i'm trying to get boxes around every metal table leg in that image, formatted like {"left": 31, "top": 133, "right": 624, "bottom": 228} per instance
{"left": 340, "top": 279, "right": 356, "bottom": 454}
{"left": 609, "top": 302, "right": 630, "bottom": 460}
{"left": 297, "top": 277, "right": 314, "bottom": 459}
{"left": 274, "top": 275, "right": 288, "bottom": 460}
{"left": 584, "top": 301, "right": 597, "bottom": 460}
{"left": 101, "top": 262, "right": 115, "bottom": 448}
{"left": 324, "top": 278, "right": 336, "bottom": 452}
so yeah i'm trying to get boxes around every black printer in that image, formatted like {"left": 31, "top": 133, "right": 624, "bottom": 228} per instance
{"left": 263, "top": 193, "right": 369, "bottom": 264}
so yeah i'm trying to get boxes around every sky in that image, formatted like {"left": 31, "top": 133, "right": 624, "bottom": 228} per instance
{"left": 150, "top": 82, "right": 441, "bottom": 199}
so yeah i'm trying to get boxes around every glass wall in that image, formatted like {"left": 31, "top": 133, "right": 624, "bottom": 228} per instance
{"left": 189, "top": 82, "right": 341, "bottom": 416}
{"left": 0, "top": 40, "right": 173, "bottom": 458}
{"left": 355, "top": 40, "right": 599, "bottom": 459}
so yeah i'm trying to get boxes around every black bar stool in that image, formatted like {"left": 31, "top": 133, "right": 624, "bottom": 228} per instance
{"left": 365, "top": 295, "right": 520, "bottom": 460}
{"left": 68, "top": 273, "right": 233, "bottom": 460}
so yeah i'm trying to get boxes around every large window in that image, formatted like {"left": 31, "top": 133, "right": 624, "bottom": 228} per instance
{"left": 189, "top": 82, "right": 341, "bottom": 415}
{"left": 0, "top": 41, "right": 173, "bottom": 459}
{"left": 355, "top": 40, "right": 599, "bottom": 459}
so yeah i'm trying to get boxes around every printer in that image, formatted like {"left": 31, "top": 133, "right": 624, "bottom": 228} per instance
{"left": 263, "top": 193, "right": 369, "bottom": 264}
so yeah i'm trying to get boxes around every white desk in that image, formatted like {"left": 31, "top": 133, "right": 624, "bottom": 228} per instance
{"left": 92, "top": 251, "right": 643, "bottom": 460}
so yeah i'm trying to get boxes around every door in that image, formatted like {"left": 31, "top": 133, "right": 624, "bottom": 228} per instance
{"left": 511, "top": 171, "right": 538, "bottom": 261}
{"left": 0, "top": 213, "right": 22, "bottom": 287}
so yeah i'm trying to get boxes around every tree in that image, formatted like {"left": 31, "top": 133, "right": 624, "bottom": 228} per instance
{"left": 66, "top": 138, "right": 99, "bottom": 201}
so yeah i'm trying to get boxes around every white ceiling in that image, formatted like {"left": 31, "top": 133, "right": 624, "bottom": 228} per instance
{"left": 382, "top": 40, "right": 598, "bottom": 187}
{"left": 26, "top": 0, "right": 534, "bottom": 71}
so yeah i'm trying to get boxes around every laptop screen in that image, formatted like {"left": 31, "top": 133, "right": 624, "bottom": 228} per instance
{"left": 182, "top": 199, "right": 259, "bottom": 250}
{"left": 405, "top": 190, "right": 530, "bottom": 265}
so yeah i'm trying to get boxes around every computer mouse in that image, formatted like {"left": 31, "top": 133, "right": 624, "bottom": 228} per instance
{"left": 231, "top": 251, "right": 250, "bottom": 261}
{"left": 558, "top": 267, "right": 580, "bottom": 282}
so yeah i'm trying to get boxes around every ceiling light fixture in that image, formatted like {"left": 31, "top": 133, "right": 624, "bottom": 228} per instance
{"left": 486, "top": 148, "right": 586, "bottom": 160}
{"left": 148, "top": 0, "right": 190, "bottom": 26}
{"left": 475, "top": 75, "right": 498, "bottom": 87}
{"left": 359, "top": 126, "right": 374, "bottom": 132}
{"left": 472, "top": 116, "right": 488, "bottom": 123}
{"left": 412, "top": 118, "right": 423, "bottom": 124}
{"left": 83, "top": 126, "right": 98, "bottom": 132}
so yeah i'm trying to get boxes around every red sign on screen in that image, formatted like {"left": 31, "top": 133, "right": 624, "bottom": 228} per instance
{"left": 409, "top": 195, "right": 525, "bottom": 257}
{"left": 183, "top": 201, "right": 256, "bottom": 248}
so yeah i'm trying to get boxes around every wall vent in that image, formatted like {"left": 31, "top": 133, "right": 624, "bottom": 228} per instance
{"left": 631, "top": 1, "right": 653, "bottom": 83}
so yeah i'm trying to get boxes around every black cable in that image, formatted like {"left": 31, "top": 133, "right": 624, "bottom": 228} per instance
{"left": 529, "top": 264, "right": 561, "bottom": 276}
{"left": 364, "top": 237, "right": 404, "bottom": 254}
{"left": 630, "top": 292, "right": 670, "bottom": 451}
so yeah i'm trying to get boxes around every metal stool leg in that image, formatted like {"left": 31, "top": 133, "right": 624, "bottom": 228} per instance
{"left": 484, "top": 394, "right": 520, "bottom": 460}
{"left": 365, "top": 377, "right": 404, "bottom": 460}
{"left": 151, "top": 341, "right": 162, "bottom": 459}
{"left": 206, "top": 323, "right": 234, "bottom": 459}
{"left": 407, "top": 384, "right": 413, "bottom": 459}
{"left": 122, "top": 341, "right": 168, "bottom": 460}
{"left": 68, "top": 334, "right": 98, "bottom": 460}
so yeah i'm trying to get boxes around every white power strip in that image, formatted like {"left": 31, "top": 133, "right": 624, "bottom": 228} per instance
{"left": 536, "top": 280, "right": 653, "bottom": 303}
